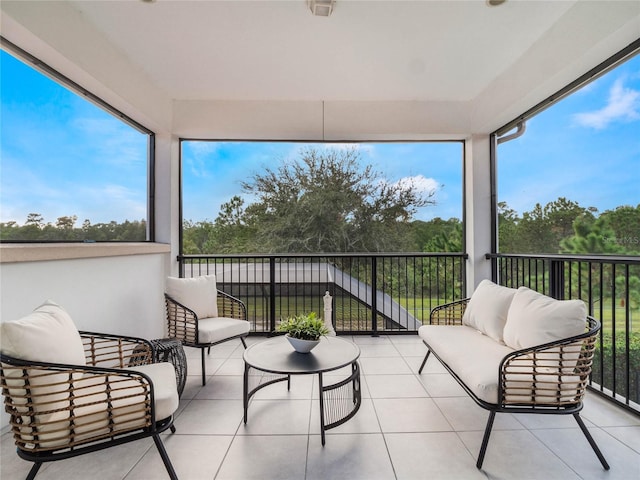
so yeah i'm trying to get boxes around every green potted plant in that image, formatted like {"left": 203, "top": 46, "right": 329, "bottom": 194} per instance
{"left": 276, "top": 312, "right": 329, "bottom": 353}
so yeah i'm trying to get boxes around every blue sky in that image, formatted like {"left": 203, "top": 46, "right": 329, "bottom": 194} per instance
{"left": 498, "top": 54, "right": 640, "bottom": 215}
{"left": 1, "top": 49, "right": 639, "bottom": 227}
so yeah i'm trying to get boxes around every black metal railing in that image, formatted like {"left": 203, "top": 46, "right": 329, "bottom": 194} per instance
{"left": 178, "top": 253, "right": 467, "bottom": 335}
{"left": 487, "top": 253, "right": 640, "bottom": 414}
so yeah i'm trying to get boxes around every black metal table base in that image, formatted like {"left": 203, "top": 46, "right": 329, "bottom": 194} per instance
{"left": 150, "top": 338, "right": 187, "bottom": 398}
{"left": 243, "top": 362, "right": 362, "bottom": 445}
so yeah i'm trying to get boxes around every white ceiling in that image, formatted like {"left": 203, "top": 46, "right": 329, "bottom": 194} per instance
{"left": 2, "top": 0, "right": 640, "bottom": 136}
{"left": 70, "top": 0, "right": 577, "bottom": 102}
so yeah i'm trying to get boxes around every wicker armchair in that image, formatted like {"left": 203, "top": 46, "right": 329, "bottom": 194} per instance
{"left": 419, "top": 294, "right": 609, "bottom": 470}
{"left": 165, "top": 275, "right": 249, "bottom": 386}
{"left": 1, "top": 325, "right": 179, "bottom": 480}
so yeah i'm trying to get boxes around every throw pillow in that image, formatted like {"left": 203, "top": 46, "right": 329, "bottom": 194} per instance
{"left": 462, "top": 279, "right": 517, "bottom": 343}
{"left": 166, "top": 275, "right": 218, "bottom": 318}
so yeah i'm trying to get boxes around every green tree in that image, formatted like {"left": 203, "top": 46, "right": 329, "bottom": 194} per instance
{"left": 205, "top": 196, "right": 254, "bottom": 253}
{"left": 600, "top": 205, "right": 640, "bottom": 254}
{"left": 499, "top": 198, "right": 596, "bottom": 254}
{"left": 0, "top": 214, "right": 145, "bottom": 242}
{"left": 422, "top": 219, "right": 463, "bottom": 252}
{"left": 497, "top": 201, "right": 520, "bottom": 252}
{"left": 25, "top": 213, "right": 45, "bottom": 228}
{"left": 518, "top": 198, "right": 595, "bottom": 253}
{"left": 240, "top": 148, "right": 434, "bottom": 253}
{"left": 182, "top": 220, "right": 215, "bottom": 254}
{"left": 561, "top": 216, "right": 622, "bottom": 255}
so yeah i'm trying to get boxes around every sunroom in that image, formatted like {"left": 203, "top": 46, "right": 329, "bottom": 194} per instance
{"left": 1, "top": 1, "right": 639, "bottom": 479}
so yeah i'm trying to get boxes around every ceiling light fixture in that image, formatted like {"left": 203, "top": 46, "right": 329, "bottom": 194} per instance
{"left": 486, "top": 0, "right": 507, "bottom": 6}
{"left": 308, "top": 0, "right": 335, "bottom": 17}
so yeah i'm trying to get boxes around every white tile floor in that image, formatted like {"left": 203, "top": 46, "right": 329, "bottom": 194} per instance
{"left": 2, "top": 335, "right": 640, "bottom": 480}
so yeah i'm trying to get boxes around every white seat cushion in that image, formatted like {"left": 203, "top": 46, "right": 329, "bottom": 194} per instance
{"left": 420, "top": 324, "right": 582, "bottom": 405}
{"left": 197, "top": 317, "right": 250, "bottom": 344}
{"left": 462, "top": 279, "right": 517, "bottom": 343}
{"left": 128, "top": 362, "right": 180, "bottom": 421}
{"left": 166, "top": 275, "right": 218, "bottom": 318}
{"left": 419, "top": 324, "right": 514, "bottom": 404}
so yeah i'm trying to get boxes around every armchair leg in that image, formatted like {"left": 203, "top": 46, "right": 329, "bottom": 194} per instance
{"left": 477, "top": 411, "right": 496, "bottom": 469}
{"left": 418, "top": 350, "right": 431, "bottom": 374}
{"left": 153, "top": 434, "right": 178, "bottom": 480}
{"left": 574, "top": 413, "right": 610, "bottom": 470}
{"left": 25, "top": 462, "right": 42, "bottom": 480}
{"left": 241, "top": 337, "right": 247, "bottom": 348}
{"left": 201, "top": 348, "right": 207, "bottom": 386}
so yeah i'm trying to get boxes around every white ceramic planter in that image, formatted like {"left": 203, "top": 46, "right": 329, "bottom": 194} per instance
{"left": 286, "top": 335, "right": 320, "bottom": 353}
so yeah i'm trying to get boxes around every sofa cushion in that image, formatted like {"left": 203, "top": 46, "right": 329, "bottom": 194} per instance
{"left": 503, "top": 287, "right": 586, "bottom": 351}
{"left": 166, "top": 275, "right": 218, "bottom": 319}
{"left": 419, "top": 324, "right": 582, "bottom": 405}
{"left": 197, "top": 317, "right": 250, "bottom": 344}
{"left": 462, "top": 280, "right": 517, "bottom": 343}
{"left": 1, "top": 301, "right": 87, "bottom": 415}
{"left": 1, "top": 300, "right": 86, "bottom": 366}
{"left": 1, "top": 301, "right": 90, "bottom": 446}
{"left": 419, "top": 324, "right": 514, "bottom": 404}
{"left": 503, "top": 287, "right": 587, "bottom": 372}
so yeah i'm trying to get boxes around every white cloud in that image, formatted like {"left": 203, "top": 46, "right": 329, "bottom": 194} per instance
{"left": 573, "top": 78, "right": 640, "bottom": 129}
{"left": 392, "top": 175, "right": 440, "bottom": 196}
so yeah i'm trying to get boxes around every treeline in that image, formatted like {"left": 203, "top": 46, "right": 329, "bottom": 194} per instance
{"left": 0, "top": 213, "right": 146, "bottom": 242}
{"left": 183, "top": 198, "right": 640, "bottom": 256}
{"left": 498, "top": 198, "right": 640, "bottom": 255}
{"left": 3, "top": 200, "right": 638, "bottom": 256}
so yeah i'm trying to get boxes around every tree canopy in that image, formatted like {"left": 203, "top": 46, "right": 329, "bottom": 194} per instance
{"left": 0, "top": 215, "right": 146, "bottom": 242}
{"left": 239, "top": 148, "right": 434, "bottom": 253}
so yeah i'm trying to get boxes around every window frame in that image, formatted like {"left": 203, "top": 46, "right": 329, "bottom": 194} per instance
{"left": 489, "top": 38, "right": 640, "bottom": 256}
{"left": 178, "top": 138, "right": 466, "bottom": 256}
{"left": 0, "top": 36, "right": 156, "bottom": 243}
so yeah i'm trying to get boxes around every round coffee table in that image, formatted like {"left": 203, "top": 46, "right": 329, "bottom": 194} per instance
{"left": 243, "top": 336, "right": 361, "bottom": 445}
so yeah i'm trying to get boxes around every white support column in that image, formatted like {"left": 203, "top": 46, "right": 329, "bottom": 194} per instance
{"left": 154, "top": 132, "right": 181, "bottom": 277}
{"left": 464, "top": 134, "right": 493, "bottom": 295}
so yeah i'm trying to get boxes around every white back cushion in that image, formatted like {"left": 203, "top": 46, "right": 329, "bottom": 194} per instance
{"left": 503, "top": 287, "right": 587, "bottom": 351}
{"left": 1, "top": 301, "right": 87, "bottom": 416}
{"left": 166, "top": 275, "right": 218, "bottom": 319}
{"left": 462, "top": 280, "right": 517, "bottom": 343}
{"left": 1, "top": 300, "right": 85, "bottom": 365}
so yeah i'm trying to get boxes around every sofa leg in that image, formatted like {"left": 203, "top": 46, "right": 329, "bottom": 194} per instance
{"left": 574, "top": 413, "right": 610, "bottom": 470}
{"left": 25, "top": 462, "right": 42, "bottom": 480}
{"left": 477, "top": 411, "right": 496, "bottom": 469}
{"left": 201, "top": 348, "right": 207, "bottom": 386}
{"left": 153, "top": 434, "right": 178, "bottom": 480}
{"left": 418, "top": 350, "right": 431, "bottom": 374}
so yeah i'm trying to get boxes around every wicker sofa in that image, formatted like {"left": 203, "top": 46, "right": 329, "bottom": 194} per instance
{"left": 418, "top": 280, "right": 610, "bottom": 470}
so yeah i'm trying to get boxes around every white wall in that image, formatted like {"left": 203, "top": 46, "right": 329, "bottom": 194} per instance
{"left": 0, "top": 254, "right": 168, "bottom": 337}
